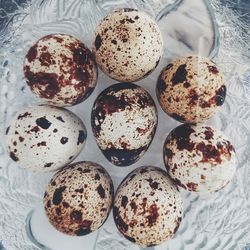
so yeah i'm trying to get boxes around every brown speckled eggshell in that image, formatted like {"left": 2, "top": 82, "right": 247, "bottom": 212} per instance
{"left": 24, "top": 33, "right": 97, "bottom": 107}
{"left": 5, "top": 105, "right": 86, "bottom": 172}
{"left": 156, "top": 56, "right": 226, "bottom": 123}
{"left": 164, "top": 124, "right": 237, "bottom": 194}
{"left": 113, "top": 166, "right": 183, "bottom": 247}
{"left": 91, "top": 82, "right": 158, "bottom": 166}
{"left": 93, "top": 8, "right": 163, "bottom": 82}
{"left": 44, "top": 161, "right": 114, "bottom": 236}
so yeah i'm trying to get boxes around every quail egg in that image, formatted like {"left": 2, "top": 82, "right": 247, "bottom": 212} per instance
{"left": 44, "top": 161, "right": 114, "bottom": 236}
{"left": 24, "top": 33, "right": 97, "bottom": 106}
{"left": 93, "top": 8, "right": 163, "bottom": 82}
{"left": 91, "top": 82, "right": 157, "bottom": 166}
{"left": 113, "top": 166, "right": 183, "bottom": 246}
{"left": 163, "top": 124, "right": 236, "bottom": 194}
{"left": 5, "top": 105, "right": 86, "bottom": 172}
{"left": 156, "top": 56, "right": 226, "bottom": 123}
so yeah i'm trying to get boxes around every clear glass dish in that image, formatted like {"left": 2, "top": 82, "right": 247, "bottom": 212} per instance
{"left": 0, "top": 0, "right": 249, "bottom": 250}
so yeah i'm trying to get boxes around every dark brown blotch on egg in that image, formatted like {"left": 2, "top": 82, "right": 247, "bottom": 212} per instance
{"left": 172, "top": 178, "right": 187, "bottom": 190}
{"left": 73, "top": 48, "right": 89, "bottom": 65}
{"left": 124, "top": 234, "right": 136, "bottom": 243}
{"left": 56, "top": 116, "right": 65, "bottom": 122}
{"left": 188, "top": 89, "right": 198, "bottom": 106}
{"left": 113, "top": 206, "right": 129, "bottom": 232}
{"left": 24, "top": 67, "right": 60, "bottom": 99}
{"left": 60, "top": 137, "right": 68, "bottom": 144}
{"left": 196, "top": 142, "right": 222, "bottom": 164}
{"left": 37, "top": 141, "right": 47, "bottom": 147}
{"left": 26, "top": 45, "right": 38, "bottom": 62}
{"left": 95, "top": 34, "right": 102, "bottom": 50}
{"left": 75, "top": 220, "right": 92, "bottom": 236}
{"left": 215, "top": 85, "right": 226, "bottom": 106}
{"left": 102, "top": 147, "right": 147, "bottom": 166}
{"left": 204, "top": 127, "right": 214, "bottom": 140}
{"left": 52, "top": 186, "right": 66, "bottom": 205}
{"left": 156, "top": 77, "right": 167, "bottom": 93}
{"left": 77, "top": 130, "right": 86, "bottom": 145}
{"left": 122, "top": 8, "right": 137, "bottom": 12}
{"left": 129, "top": 201, "right": 137, "bottom": 215}
{"left": 44, "top": 162, "right": 53, "bottom": 168}
{"left": 146, "top": 204, "right": 159, "bottom": 226}
{"left": 36, "top": 117, "right": 52, "bottom": 129}
{"left": 208, "top": 65, "right": 219, "bottom": 74}
{"left": 186, "top": 182, "right": 198, "bottom": 191}
{"left": 121, "top": 196, "right": 128, "bottom": 208}
{"left": 19, "top": 136, "right": 24, "bottom": 142}
{"left": 17, "top": 112, "right": 31, "bottom": 120}
{"left": 173, "top": 217, "right": 182, "bottom": 234}
{"left": 95, "top": 174, "right": 100, "bottom": 180}
{"left": 183, "top": 81, "right": 191, "bottom": 88}
{"left": 170, "top": 113, "right": 186, "bottom": 123}
{"left": 97, "top": 184, "right": 105, "bottom": 199}
{"left": 39, "top": 52, "right": 54, "bottom": 67}
{"left": 70, "top": 210, "right": 82, "bottom": 222}
{"left": 30, "top": 126, "right": 40, "bottom": 133}
{"left": 171, "top": 124, "right": 195, "bottom": 151}
{"left": 171, "top": 64, "right": 187, "bottom": 86}
{"left": 10, "top": 152, "right": 19, "bottom": 161}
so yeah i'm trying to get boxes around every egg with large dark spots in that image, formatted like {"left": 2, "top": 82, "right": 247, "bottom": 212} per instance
{"left": 156, "top": 56, "right": 226, "bottom": 123}
{"left": 44, "top": 161, "right": 114, "bottom": 236}
{"left": 91, "top": 82, "right": 158, "bottom": 166}
{"left": 5, "top": 105, "right": 87, "bottom": 172}
{"left": 113, "top": 166, "right": 183, "bottom": 246}
{"left": 92, "top": 8, "right": 163, "bottom": 82}
{"left": 163, "top": 124, "right": 237, "bottom": 194}
{"left": 24, "top": 33, "right": 97, "bottom": 107}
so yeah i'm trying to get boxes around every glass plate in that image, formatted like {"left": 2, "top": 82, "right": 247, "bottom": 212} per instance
{"left": 0, "top": 0, "right": 249, "bottom": 250}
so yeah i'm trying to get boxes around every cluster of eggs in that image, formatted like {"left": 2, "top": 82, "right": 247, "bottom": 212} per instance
{"left": 5, "top": 8, "right": 236, "bottom": 247}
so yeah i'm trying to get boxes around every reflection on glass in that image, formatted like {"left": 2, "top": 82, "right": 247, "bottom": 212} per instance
{"left": 26, "top": 203, "right": 100, "bottom": 250}
{"left": 157, "top": 0, "right": 219, "bottom": 58}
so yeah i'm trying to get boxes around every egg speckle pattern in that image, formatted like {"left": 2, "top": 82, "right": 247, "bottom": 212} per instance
{"left": 44, "top": 161, "right": 114, "bottom": 236}
{"left": 5, "top": 105, "right": 87, "bottom": 172}
{"left": 24, "top": 34, "right": 97, "bottom": 106}
{"left": 156, "top": 56, "right": 226, "bottom": 123}
{"left": 164, "top": 124, "right": 236, "bottom": 194}
{"left": 91, "top": 82, "right": 157, "bottom": 166}
{"left": 113, "top": 166, "right": 183, "bottom": 246}
{"left": 93, "top": 8, "right": 163, "bottom": 82}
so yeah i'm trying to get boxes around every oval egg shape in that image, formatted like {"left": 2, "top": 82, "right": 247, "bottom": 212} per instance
{"left": 5, "top": 105, "right": 87, "bottom": 172}
{"left": 24, "top": 33, "right": 98, "bottom": 107}
{"left": 113, "top": 166, "right": 183, "bottom": 246}
{"left": 156, "top": 55, "right": 226, "bottom": 123}
{"left": 93, "top": 8, "right": 163, "bottom": 82}
{"left": 44, "top": 161, "right": 114, "bottom": 236}
{"left": 91, "top": 82, "right": 158, "bottom": 166}
{"left": 163, "top": 124, "right": 237, "bottom": 194}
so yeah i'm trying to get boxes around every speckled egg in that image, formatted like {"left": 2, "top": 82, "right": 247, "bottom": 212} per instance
{"left": 24, "top": 33, "right": 97, "bottom": 106}
{"left": 113, "top": 166, "right": 183, "bottom": 246}
{"left": 5, "top": 105, "right": 87, "bottom": 172}
{"left": 156, "top": 56, "right": 226, "bottom": 123}
{"left": 93, "top": 8, "right": 163, "bottom": 82}
{"left": 91, "top": 82, "right": 157, "bottom": 166}
{"left": 164, "top": 124, "right": 236, "bottom": 194}
{"left": 44, "top": 161, "right": 114, "bottom": 236}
